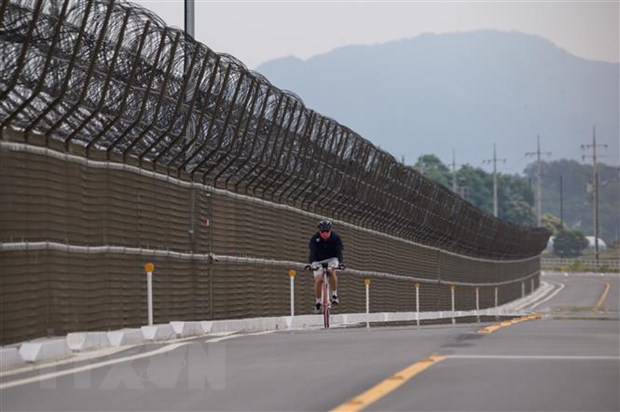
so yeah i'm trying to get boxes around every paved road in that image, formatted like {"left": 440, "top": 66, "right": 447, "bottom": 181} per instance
{"left": 2, "top": 272, "right": 618, "bottom": 411}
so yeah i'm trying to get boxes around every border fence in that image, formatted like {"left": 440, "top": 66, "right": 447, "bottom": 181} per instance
{"left": 0, "top": 0, "right": 550, "bottom": 345}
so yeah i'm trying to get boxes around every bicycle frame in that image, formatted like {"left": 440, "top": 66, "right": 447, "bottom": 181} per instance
{"left": 312, "top": 259, "right": 335, "bottom": 329}
{"left": 322, "top": 270, "right": 331, "bottom": 328}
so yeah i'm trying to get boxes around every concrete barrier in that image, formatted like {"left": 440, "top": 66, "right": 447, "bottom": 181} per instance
{"left": 285, "top": 315, "right": 323, "bottom": 329}
{"left": 345, "top": 313, "right": 385, "bottom": 324}
{"left": 19, "top": 338, "right": 71, "bottom": 363}
{"left": 200, "top": 321, "right": 213, "bottom": 334}
{"left": 66, "top": 332, "right": 111, "bottom": 352}
{"left": 384, "top": 312, "right": 415, "bottom": 322}
{"left": 210, "top": 317, "right": 288, "bottom": 334}
{"left": 0, "top": 347, "right": 25, "bottom": 370}
{"left": 107, "top": 329, "right": 145, "bottom": 347}
{"left": 169, "top": 321, "right": 205, "bottom": 338}
{"left": 141, "top": 324, "right": 176, "bottom": 341}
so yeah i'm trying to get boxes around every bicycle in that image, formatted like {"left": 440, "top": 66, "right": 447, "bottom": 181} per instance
{"left": 307, "top": 259, "right": 342, "bottom": 329}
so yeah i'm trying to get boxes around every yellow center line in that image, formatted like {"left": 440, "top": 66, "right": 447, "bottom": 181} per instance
{"left": 593, "top": 281, "right": 611, "bottom": 312}
{"left": 330, "top": 355, "right": 447, "bottom": 412}
{"left": 478, "top": 313, "right": 543, "bottom": 334}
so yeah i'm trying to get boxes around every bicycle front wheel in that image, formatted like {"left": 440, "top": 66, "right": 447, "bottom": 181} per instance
{"left": 322, "top": 281, "right": 330, "bottom": 328}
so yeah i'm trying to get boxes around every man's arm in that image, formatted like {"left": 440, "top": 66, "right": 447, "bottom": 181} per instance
{"left": 308, "top": 237, "right": 317, "bottom": 263}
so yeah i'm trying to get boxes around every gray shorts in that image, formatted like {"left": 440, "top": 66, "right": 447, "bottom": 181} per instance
{"left": 311, "top": 258, "right": 339, "bottom": 277}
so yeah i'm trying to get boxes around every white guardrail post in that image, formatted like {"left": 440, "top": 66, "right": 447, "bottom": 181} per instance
{"left": 144, "top": 263, "right": 154, "bottom": 326}
{"left": 415, "top": 282, "right": 420, "bottom": 327}
{"left": 288, "top": 270, "right": 296, "bottom": 317}
{"left": 365, "top": 278, "right": 371, "bottom": 328}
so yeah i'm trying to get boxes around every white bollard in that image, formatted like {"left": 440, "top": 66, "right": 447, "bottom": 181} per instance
{"left": 415, "top": 283, "right": 420, "bottom": 327}
{"left": 145, "top": 263, "right": 154, "bottom": 326}
{"left": 475, "top": 287, "right": 480, "bottom": 322}
{"left": 288, "top": 270, "right": 296, "bottom": 317}
{"left": 365, "top": 278, "right": 371, "bottom": 328}
{"left": 495, "top": 287, "right": 499, "bottom": 318}
{"left": 450, "top": 285, "right": 456, "bottom": 325}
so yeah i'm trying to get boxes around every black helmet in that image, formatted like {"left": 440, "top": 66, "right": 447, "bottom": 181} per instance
{"left": 317, "top": 219, "right": 333, "bottom": 231}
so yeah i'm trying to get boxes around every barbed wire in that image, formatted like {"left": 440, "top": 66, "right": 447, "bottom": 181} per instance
{"left": 0, "top": 0, "right": 550, "bottom": 259}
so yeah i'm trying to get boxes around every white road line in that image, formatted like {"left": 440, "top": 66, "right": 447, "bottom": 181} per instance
{"left": 205, "top": 330, "right": 277, "bottom": 343}
{"left": 529, "top": 279, "right": 565, "bottom": 310}
{"left": 511, "top": 281, "right": 554, "bottom": 311}
{"left": 1, "top": 330, "right": 280, "bottom": 390}
{"left": 448, "top": 355, "right": 620, "bottom": 360}
{"left": 0, "top": 342, "right": 190, "bottom": 390}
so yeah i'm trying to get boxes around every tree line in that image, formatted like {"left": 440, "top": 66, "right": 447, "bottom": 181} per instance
{"left": 412, "top": 155, "right": 619, "bottom": 253}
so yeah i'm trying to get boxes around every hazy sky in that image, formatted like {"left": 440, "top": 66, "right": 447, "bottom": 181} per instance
{"left": 133, "top": 0, "right": 619, "bottom": 69}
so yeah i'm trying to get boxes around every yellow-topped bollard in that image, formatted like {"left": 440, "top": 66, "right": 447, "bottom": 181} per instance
{"left": 364, "top": 278, "right": 371, "bottom": 285}
{"left": 144, "top": 262, "right": 154, "bottom": 326}
{"left": 289, "top": 269, "right": 296, "bottom": 317}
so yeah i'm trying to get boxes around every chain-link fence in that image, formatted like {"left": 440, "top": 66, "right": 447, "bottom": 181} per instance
{"left": 0, "top": 0, "right": 550, "bottom": 344}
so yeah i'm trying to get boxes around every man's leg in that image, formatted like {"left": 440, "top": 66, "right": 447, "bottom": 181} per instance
{"left": 328, "top": 268, "right": 338, "bottom": 293}
{"left": 314, "top": 275, "right": 323, "bottom": 300}
{"left": 328, "top": 268, "right": 339, "bottom": 304}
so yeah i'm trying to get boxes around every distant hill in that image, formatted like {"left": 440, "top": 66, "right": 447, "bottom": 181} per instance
{"left": 255, "top": 30, "right": 619, "bottom": 169}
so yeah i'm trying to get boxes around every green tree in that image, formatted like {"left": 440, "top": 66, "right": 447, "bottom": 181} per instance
{"left": 414, "top": 154, "right": 451, "bottom": 187}
{"left": 412, "top": 155, "right": 538, "bottom": 227}
{"left": 553, "top": 229, "right": 588, "bottom": 257}
{"left": 541, "top": 213, "right": 567, "bottom": 236}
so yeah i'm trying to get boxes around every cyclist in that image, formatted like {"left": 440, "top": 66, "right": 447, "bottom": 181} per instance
{"left": 305, "top": 219, "right": 345, "bottom": 314}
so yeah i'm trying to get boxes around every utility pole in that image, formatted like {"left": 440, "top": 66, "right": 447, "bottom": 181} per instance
{"left": 581, "top": 126, "right": 607, "bottom": 267}
{"left": 185, "top": 0, "right": 195, "bottom": 37}
{"left": 559, "top": 175, "right": 564, "bottom": 227}
{"left": 451, "top": 149, "right": 458, "bottom": 193}
{"left": 483, "top": 143, "right": 506, "bottom": 217}
{"left": 525, "top": 135, "right": 551, "bottom": 227}
{"left": 184, "top": 0, "right": 196, "bottom": 253}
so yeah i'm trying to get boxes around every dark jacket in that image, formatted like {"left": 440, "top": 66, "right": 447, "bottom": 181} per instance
{"left": 308, "top": 231, "right": 344, "bottom": 263}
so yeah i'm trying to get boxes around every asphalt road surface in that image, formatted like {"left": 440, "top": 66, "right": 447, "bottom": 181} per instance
{"left": 2, "top": 272, "right": 618, "bottom": 412}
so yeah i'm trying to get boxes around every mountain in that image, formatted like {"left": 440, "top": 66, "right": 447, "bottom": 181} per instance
{"left": 255, "top": 30, "right": 619, "bottom": 169}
